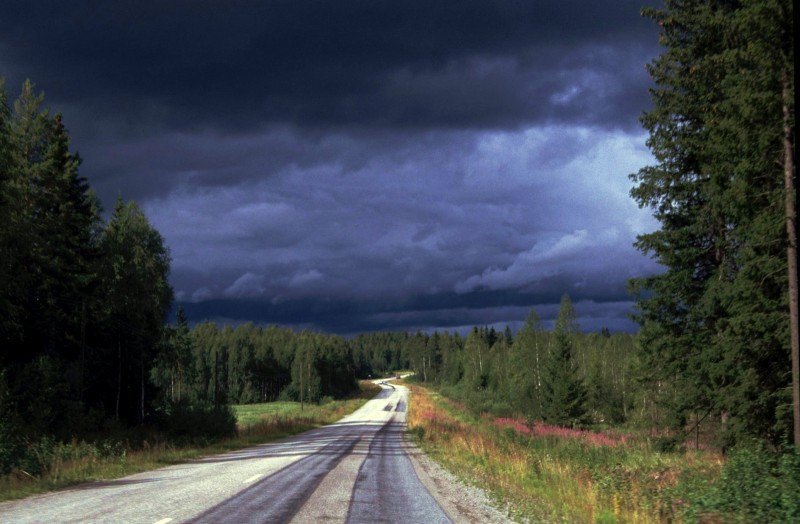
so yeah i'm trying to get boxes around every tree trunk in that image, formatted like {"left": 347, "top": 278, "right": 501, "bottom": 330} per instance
{"left": 116, "top": 334, "right": 122, "bottom": 420}
{"left": 782, "top": 71, "right": 799, "bottom": 447}
{"left": 300, "top": 357, "right": 304, "bottom": 413}
{"left": 140, "top": 357, "right": 145, "bottom": 423}
{"left": 79, "top": 299, "right": 86, "bottom": 402}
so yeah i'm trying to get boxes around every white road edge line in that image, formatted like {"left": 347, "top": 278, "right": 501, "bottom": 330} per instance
{"left": 153, "top": 519, "right": 173, "bottom": 524}
{"left": 243, "top": 474, "right": 264, "bottom": 484}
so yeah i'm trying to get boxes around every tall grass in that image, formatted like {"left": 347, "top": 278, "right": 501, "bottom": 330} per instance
{"left": 406, "top": 383, "right": 725, "bottom": 523}
{"left": 0, "top": 380, "right": 380, "bottom": 502}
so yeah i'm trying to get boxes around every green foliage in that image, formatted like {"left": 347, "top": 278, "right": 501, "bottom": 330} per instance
{"left": 154, "top": 401, "right": 237, "bottom": 441}
{"left": 409, "top": 384, "right": 724, "bottom": 523}
{"left": 630, "top": 0, "right": 795, "bottom": 447}
{"left": 0, "top": 79, "right": 179, "bottom": 464}
{"left": 348, "top": 305, "right": 642, "bottom": 429}
{"left": 1, "top": 79, "right": 101, "bottom": 373}
{"left": 96, "top": 198, "right": 173, "bottom": 424}
{"left": 176, "top": 323, "right": 359, "bottom": 407}
{"left": 0, "top": 370, "right": 23, "bottom": 474}
{"left": 676, "top": 445, "right": 800, "bottom": 523}
{"left": 541, "top": 295, "right": 588, "bottom": 427}
{"left": 508, "top": 310, "right": 546, "bottom": 419}
{"left": 151, "top": 307, "right": 193, "bottom": 404}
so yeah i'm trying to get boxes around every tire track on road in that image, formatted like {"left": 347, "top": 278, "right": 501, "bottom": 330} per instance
{"left": 346, "top": 414, "right": 452, "bottom": 524}
{"left": 189, "top": 430, "right": 361, "bottom": 524}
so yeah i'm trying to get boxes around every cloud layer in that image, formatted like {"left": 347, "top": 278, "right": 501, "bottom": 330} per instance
{"left": 0, "top": 0, "right": 663, "bottom": 333}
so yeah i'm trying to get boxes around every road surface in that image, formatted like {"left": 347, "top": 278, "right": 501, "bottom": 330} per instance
{"left": 0, "top": 381, "right": 504, "bottom": 524}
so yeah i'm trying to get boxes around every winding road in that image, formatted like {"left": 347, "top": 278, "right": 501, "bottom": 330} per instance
{"left": 0, "top": 381, "right": 493, "bottom": 524}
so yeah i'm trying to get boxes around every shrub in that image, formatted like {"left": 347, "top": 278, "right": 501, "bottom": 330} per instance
{"left": 685, "top": 445, "right": 800, "bottom": 523}
{"left": 155, "top": 401, "right": 237, "bottom": 440}
{"left": 0, "top": 371, "right": 23, "bottom": 474}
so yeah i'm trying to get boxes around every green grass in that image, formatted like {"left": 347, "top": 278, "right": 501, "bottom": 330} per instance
{"left": 0, "top": 381, "right": 380, "bottom": 502}
{"left": 232, "top": 401, "right": 325, "bottom": 427}
{"left": 406, "top": 383, "right": 724, "bottom": 523}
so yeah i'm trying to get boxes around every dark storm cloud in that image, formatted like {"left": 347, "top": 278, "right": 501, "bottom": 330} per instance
{"left": 144, "top": 125, "right": 660, "bottom": 333}
{"left": 0, "top": 0, "right": 664, "bottom": 334}
{"left": 179, "top": 289, "right": 640, "bottom": 336}
{"left": 0, "top": 0, "right": 657, "bottom": 133}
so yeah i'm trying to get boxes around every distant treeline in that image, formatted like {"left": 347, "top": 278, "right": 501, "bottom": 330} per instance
{"left": 154, "top": 316, "right": 359, "bottom": 407}
{"left": 350, "top": 295, "right": 642, "bottom": 429}
{"left": 172, "top": 295, "right": 638, "bottom": 430}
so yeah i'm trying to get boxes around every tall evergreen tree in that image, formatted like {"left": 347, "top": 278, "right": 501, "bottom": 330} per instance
{"left": 630, "top": 0, "right": 794, "bottom": 446}
{"left": 0, "top": 80, "right": 102, "bottom": 438}
{"left": 2, "top": 80, "right": 101, "bottom": 367}
{"left": 0, "top": 80, "right": 15, "bottom": 342}
{"left": 541, "top": 294, "right": 587, "bottom": 427}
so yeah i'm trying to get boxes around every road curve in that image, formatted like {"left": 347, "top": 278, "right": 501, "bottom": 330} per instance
{"left": 0, "top": 381, "right": 456, "bottom": 524}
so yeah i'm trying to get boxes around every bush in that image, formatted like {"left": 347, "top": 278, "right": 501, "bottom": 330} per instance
{"left": 155, "top": 401, "right": 237, "bottom": 440}
{"left": 0, "top": 371, "right": 24, "bottom": 474}
{"left": 686, "top": 444, "right": 800, "bottom": 523}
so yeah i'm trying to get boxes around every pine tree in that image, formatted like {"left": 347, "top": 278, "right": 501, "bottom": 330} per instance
{"left": 2, "top": 80, "right": 101, "bottom": 367}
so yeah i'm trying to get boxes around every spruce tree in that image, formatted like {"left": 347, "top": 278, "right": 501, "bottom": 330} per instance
{"left": 541, "top": 294, "right": 587, "bottom": 427}
{"left": 630, "top": 0, "right": 795, "bottom": 446}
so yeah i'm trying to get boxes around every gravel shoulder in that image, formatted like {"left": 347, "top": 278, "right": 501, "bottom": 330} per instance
{"left": 403, "top": 434, "right": 516, "bottom": 524}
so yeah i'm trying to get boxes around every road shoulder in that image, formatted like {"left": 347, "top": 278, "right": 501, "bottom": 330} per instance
{"left": 402, "top": 434, "right": 515, "bottom": 524}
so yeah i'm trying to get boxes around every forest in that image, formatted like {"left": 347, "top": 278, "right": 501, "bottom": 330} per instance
{"left": 0, "top": 80, "right": 176, "bottom": 470}
{"left": 156, "top": 300, "right": 638, "bottom": 430}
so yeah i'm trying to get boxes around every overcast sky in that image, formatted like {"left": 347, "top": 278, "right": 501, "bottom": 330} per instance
{"left": 1, "top": 0, "right": 663, "bottom": 335}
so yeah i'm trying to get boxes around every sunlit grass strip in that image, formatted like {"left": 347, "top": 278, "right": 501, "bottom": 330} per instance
{"left": 406, "top": 384, "right": 722, "bottom": 523}
{"left": 0, "top": 380, "right": 381, "bottom": 502}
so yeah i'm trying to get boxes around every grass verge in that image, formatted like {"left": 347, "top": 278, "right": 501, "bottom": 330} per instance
{"left": 0, "top": 380, "right": 380, "bottom": 502}
{"left": 405, "top": 383, "right": 724, "bottom": 523}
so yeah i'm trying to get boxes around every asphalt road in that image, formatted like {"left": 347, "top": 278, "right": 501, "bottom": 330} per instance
{"left": 0, "top": 381, "right": 454, "bottom": 524}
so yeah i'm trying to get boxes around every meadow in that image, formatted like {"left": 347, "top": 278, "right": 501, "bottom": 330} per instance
{"left": 405, "top": 383, "right": 799, "bottom": 523}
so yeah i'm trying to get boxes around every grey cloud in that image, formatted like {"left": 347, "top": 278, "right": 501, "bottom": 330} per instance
{"left": 0, "top": 0, "right": 658, "bottom": 134}
{"left": 144, "top": 126, "right": 658, "bottom": 310}
{"left": 177, "top": 292, "right": 641, "bottom": 336}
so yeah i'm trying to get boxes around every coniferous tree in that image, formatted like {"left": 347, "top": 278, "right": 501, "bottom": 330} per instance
{"left": 0, "top": 80, "right": 16, "bottom": 342}
{"left": 630, "top": 0, "right": 794, "bottom": 446}
{"left": 541, "top": 294, "right": 587, "bottom": 427}
{"left": 0, "top": 80, "right": 102, "bottom": 438}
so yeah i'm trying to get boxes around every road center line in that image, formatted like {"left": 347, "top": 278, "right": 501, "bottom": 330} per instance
{"left": 243, "top": 474, "right": 264, "bottom": 484}
{"left": 153, "top": 519, "right": 173, "bottom": 524}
